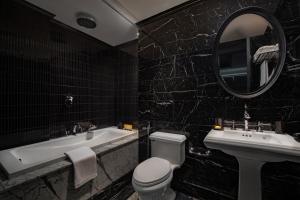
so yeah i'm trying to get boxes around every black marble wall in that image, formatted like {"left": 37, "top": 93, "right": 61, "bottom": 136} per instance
{"left": 137, "top": 0, "right": 300, "bottom": 199}
{"left": 0, "top": 0, "right": 137, "bottom": 150}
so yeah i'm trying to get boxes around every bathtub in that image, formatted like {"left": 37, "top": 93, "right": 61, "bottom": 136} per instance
{"left": 0, "top": 127, "right": 137, "bottom": 178}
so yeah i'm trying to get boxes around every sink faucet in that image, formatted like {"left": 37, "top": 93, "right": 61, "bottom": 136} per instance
{"left": 244, "top": 104, "right": 251, "bottom": 131}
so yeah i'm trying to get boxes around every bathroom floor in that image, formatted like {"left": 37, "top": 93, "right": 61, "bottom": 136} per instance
{"left": 127, "top": 192, "right": 200, "bottom": 200}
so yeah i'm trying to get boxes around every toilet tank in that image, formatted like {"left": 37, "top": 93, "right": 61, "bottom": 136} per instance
{"left": 149, "top": 132, "right": 186, "bottom": 166}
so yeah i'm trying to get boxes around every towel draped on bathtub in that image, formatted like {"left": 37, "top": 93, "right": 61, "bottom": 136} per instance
{"left": 65, "top": 146, "right": 97, "bottom": 188}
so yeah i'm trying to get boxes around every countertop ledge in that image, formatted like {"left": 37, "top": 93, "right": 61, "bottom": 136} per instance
{"left": 0, "top": 133, "right": 138, "bottom": 193}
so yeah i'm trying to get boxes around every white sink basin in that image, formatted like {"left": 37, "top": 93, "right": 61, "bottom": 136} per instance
{"left": 204, "top": 128, "right": 300, "bottom": 200}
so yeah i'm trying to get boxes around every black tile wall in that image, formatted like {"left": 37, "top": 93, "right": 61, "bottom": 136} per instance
{"left": 137, "top": 0, "right": 300, "bottom": 199}
{"left": 0, "top": 0, "right": 137, "bottom": 150}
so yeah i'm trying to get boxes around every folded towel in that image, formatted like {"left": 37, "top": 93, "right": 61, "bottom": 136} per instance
{"left": 260, "top": 60, "right": 269, "bottom": 86}
{"left": 65, "top": 146, "right": 97, "bottom": 188}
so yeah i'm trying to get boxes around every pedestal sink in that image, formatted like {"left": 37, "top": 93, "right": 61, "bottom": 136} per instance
{"left": 204, "top": 128, "right": 300, "bottom": 200}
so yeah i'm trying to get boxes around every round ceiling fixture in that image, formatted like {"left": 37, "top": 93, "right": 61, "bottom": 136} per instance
{"left": 76, "top": 13, "right": 96, "bottom": 29}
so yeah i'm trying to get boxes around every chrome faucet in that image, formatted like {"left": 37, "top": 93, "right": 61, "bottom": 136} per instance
{"left": 72, "top": 123, "right": 82, "bottom": 135}
{"left": 257, "top": 121, "right": 263, "bottom": 132}
{"left": 257, "top": 121, "right": 272, "bottom": 132}
{"left": 244, "top": 104, "right": 251, "bottom": 131}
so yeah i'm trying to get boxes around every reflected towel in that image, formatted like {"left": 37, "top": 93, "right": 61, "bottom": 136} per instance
{"left": 65, "top": 146, "right": 97, "bottom": 188}
{"left": 260, "top": 60, "right": 269, "bottom": 86}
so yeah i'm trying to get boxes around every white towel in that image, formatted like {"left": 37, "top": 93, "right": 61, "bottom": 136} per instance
{"left": 260, "top": 60, "right": 269, "bottom": 86}
{"left": 65, "top": 146, "right": 97, "bottom": 188}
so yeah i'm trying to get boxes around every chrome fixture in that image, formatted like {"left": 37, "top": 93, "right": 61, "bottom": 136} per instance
{"left": 72, "top": 123, "right": 82, "bottom": 135}
{"left": 224, "top": 120, "right": 241, "bottom": 130}
{"left": 189, "top": 146, "right": 212, "bottom": 157}
{"left": 226, "top": 120, "right": 236, "bottom": 130}
{"left": 257, "top": 121, "right": 272, "bottom": 132}
{"left": 244, "top": 104, "right": 251, "bottom": 131}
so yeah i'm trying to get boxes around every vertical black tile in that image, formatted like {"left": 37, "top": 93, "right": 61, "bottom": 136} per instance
{"left": 0, "top": 0, "right": 130, "bottom": 150}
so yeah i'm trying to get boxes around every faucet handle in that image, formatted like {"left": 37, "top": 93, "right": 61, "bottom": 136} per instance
{"left": 224, "top": 120, "right": 236, "bottom": 129}
{"left": 72, "top": 123, "right": 82, "bottom": 134}
{"left": 257, "top": 121, "right": 263, "bottom": 132}
{"left": 257, "top": 121, "right": 273, "bottom": 132}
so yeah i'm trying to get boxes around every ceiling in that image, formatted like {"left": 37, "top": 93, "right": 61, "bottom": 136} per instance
{"left": 104, "top": 0, "right": 191, "bottom": 23}
{"left": 25, "top": 0, "right": 191, "bottom": 46}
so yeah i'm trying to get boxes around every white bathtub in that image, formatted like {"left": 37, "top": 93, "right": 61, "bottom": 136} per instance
{"left": 0, "top": 127, "right": 137, "bottom": 178}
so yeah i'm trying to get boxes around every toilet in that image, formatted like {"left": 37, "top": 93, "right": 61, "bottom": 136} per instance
{"left": 132, "top": 131, "right": 186, "bottom": 200}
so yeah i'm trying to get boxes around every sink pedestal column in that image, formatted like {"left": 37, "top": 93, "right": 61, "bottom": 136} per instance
{"left": 237, "top": 157, "right": 265, "bottom": 200}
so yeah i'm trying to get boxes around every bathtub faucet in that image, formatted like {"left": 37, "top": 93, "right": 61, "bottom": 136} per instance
{"left": 72, "top": 123, "right": 83, "bottom": 135}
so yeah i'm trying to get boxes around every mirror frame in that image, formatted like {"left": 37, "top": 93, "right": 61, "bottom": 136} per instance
{"left": 213, "top": 7, "right": 286, "bottom": 99}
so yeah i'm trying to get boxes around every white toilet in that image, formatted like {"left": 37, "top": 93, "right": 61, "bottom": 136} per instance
{"left": 132, "top": 131, "right": 186, "bottom": 200}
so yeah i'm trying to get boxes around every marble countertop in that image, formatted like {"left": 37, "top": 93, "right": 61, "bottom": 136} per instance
{"left": 0, "top": 132, "right": 138, "bottom": 193}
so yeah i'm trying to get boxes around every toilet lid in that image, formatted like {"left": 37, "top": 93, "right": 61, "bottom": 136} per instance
{"left": 133, "top": 157, "right": 172, "bottom": 186}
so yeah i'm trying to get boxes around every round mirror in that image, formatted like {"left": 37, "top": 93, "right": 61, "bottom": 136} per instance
{"left": 213, "top": 7, "right": 286, "bottom": 98}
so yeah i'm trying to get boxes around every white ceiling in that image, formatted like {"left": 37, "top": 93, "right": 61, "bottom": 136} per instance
{"left": 25, "top": 0, "right": 138, "bottom": 46}
{"left": 25, "top": 0, "right": 191, "bottom": 46}
{"left": 104, "top": 0, "right": 191, "bottom": 23}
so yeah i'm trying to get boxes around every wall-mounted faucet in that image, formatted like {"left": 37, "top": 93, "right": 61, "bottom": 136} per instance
{"left": 72, "top": 123, "right": 82, "bottom": 135}
{"left": 244, "top": 104, "right": 251, "bottom": 131}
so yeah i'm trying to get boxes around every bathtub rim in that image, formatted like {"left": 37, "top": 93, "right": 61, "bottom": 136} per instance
{"left": 0, "top": 126, "right": 138, "bottom": 179}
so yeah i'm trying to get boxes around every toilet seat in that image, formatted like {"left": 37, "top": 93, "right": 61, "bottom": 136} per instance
{"left": 133, "top": 157, "right": 172, "bottom": 187}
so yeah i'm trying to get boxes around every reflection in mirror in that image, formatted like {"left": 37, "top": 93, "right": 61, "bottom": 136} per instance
{"left": 217, "top": 13, "right": 280, "bottom": 94}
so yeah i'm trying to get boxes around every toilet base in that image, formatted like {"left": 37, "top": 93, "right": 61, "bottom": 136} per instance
{"left": 165, "top": 188, "right": 176, "bottom": 200}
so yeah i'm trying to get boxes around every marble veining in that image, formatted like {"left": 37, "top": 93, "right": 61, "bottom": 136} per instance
{"left": 0, "top": 133, "right": 138, "bottom": 200}
{"left": 138, "top": 0, "right": 300, "bottom": 199}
